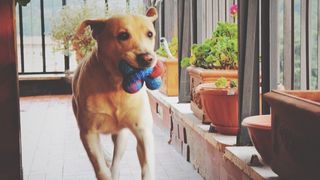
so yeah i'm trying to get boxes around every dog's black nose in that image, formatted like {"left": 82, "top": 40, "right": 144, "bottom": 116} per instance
{"left": 137, "top": 53, "right": 154, "bottom": 67}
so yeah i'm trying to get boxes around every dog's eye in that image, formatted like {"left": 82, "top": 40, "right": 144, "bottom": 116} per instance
{"left": 147, "top": 31, "right": 153, "bottom": 38}
{"left": 117, "top": 32, "right": 130, "bottom": 41}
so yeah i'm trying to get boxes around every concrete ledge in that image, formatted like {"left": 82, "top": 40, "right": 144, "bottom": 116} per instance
{"left": 170, "top": 103, "right": 236, "bottom": 151}
{"left": 19, "top": 74, "right": 66, "bottom": 81}
{"left": 148, "top": 89, "right": 179, "bottom": 107}
{"left": 148, "top": 90, "right": 237, "bottom": 150}
{"left": 148, "top": 90, "right": 279, "bottom": 179}
{"left": 225, "top": 147, "right": 278, "bottom": 180}
{"left": 19, "top": 75, "right": 72, "bottom": 96}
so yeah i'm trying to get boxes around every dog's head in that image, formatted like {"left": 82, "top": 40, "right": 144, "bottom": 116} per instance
{"left": 77, "top": 7, "right": 158, "bottom": 69}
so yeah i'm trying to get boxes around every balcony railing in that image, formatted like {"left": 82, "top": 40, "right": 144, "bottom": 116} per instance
{"left": 16, "top": 0, "right": 144, "bottom": 75}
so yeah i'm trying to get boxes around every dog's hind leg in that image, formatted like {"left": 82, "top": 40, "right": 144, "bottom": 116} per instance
{"left": 80, "top": 132, "right": 112, "bottom": 180}
{"left": 132, "top": 128, "right": 155, "bottom": 180}
{"left": 111, "top": 128, "right": 129, "bottom": 180}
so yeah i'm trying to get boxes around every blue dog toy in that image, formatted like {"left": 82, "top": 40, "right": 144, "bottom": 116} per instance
{"left": 118, "top": 60, "right": 164, "bottom": 94}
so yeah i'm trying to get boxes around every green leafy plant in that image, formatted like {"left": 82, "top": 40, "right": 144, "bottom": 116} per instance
{"left": 230, "top": 79, "right": 238, "bottom": 88}
{"left": 156, "top": 37, "right": 178, "bottom": 58}
{"left": 215, "top": 77, "right": 238, "bottom": 88}
{"left": 215, "top": 77, "right": 228, "bottom": 88}
{"left": 50, "top": 5, "right": 99, "bottom": 61}
{"left": 181, "top": 22, "right": 238, "bottom": 69}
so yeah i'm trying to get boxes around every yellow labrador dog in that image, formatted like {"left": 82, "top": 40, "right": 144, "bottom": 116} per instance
{"left": 72, "top": 8, "right": 158, "bottom": 180}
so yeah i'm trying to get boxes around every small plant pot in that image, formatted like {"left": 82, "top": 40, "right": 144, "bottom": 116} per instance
{"left": 159, "top": 57, "right": 178, "bottom": 96}
{"left": 187, "top": 66, "right": 238, "bottom": 123}
{"left": 264, "top": 90, "right": 320, "bottom": 179}
{"left": 198, "top": 83, "right": 238, "bottom": 135}
{"left": 242, "top": 115, "right": 272, "bottom": 164}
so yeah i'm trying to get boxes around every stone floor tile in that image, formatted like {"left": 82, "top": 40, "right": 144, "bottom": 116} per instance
{"left": 28, "top": 173, "right": 46, "bottom": 180}
{"left": 21, "top": 95, "right": 203, "bottom": 180}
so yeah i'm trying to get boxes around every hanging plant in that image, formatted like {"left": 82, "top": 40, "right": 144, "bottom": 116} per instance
{"left": 16, "top": 0, "right": 31, "bottom": 6}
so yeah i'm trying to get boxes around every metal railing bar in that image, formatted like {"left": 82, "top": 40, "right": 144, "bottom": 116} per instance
{"left": 18, "top": 4, "right": 24, "bottom": 73}
{"left": 40, "top": 0, "right": 46, "bottom": 73}
{"left": 301, "top": 0, "right": 307, "bottom": 89}
{"left": 62, "top": 0, "right": 70, "bottom": 71}
{"left": 306, "top": 0, "right": 310, "bottom": 89}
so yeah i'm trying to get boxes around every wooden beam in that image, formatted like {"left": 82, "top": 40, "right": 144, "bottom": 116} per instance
{"left": 0, "top": 0, "right": 22, "bottom": 179}
{"left": 163, "top": 0, "right": 178, "bottom": 41}
{"left": 212, "top": 0, "right": 219, "bottom": 30}
{"left": 283, "top": 0, "right": 294, "bottom": 89}
{"left": 178, "top": 0, "right": 193, "bottom": 103}
{"left": 196, "top": 0, "right": 206, "bottom": 43}
{"left": 237, "top": 0, "right": 259, "bottom": 145}
{"left": 226, "top": 0, "right": 233, "bottom": 23}
{"left": 206, "top": 0, "right": 213, "bottom": 37}
{"left": 269, "top": 0, "right": 279, "bottom": 90}
{"left": 154, "top": 2, "right": 162, "bottom": 49}
{"left": 219, "top": 0, "right": 226, "bottom": 22}
{"left": 318, "top": 0, "right": 320, "bottom": 89}
{"left": 261, "top": 0, "right": 270, "bottom": 114}
{"left": 237, "top": 0, "right": 248, "bottom": 145}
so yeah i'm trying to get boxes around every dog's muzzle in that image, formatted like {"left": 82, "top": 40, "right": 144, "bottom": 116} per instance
{"left": 136, "top": 53, "right": 155, "bottom": 68}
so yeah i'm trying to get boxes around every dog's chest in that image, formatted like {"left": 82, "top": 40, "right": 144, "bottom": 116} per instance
{"left": 86, "top": 93, "right": 128, "bottom": 116}
{"left": 85, "top": 91, "right": 147, "bottom": 119}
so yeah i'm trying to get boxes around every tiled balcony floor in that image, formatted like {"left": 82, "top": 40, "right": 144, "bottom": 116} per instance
{"left": 20, "top": 95, "right": 203, "bottom": 180}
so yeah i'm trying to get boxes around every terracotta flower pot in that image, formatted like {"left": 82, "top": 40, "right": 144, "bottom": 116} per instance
{"left": 198, "top": 83, "right": 238, "bottom": 135}
{"left": 159, "top": 57, "right": 178, "bottom": 96}
{"left": 242, "top": 115, "right": 272, "bottom": 164}
{"left": 264, "top": 90, "right": 320, "bottom": 179}
{"left": 187, "top": 66, "right": 238, "bottom": 123}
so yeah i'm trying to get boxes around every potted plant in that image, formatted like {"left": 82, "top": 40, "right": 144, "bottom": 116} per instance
{"left": 197, "top": 77, "right": 238, "bottom": 135}
{"left": 156, "top": 37, "right": 179, "bottom": 96}
{"left": 181, "top": 20, "right": 238, "bottom": 123}
{"left": 50, "top": 4, "right": 98, "bottom": 64}
{"left": 264, "top": 90, "right": 320, "bottom": 179}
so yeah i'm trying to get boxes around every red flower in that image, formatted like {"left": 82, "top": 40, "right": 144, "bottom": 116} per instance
{"left": 230, "top": 4, "right": 238, "bottom": 17}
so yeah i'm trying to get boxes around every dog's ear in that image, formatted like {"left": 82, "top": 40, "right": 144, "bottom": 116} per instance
{"left": 146, "top": 7, "right": 158, "bottom": 22}
{"left": 76, "top": 19, "right": 106, "bottom": 40}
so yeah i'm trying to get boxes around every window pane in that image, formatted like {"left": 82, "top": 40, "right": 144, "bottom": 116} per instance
{"left": 294, "top": 0, "right": 301, "bottom": 89}
{"left": 65, "top": 0, "right": 86, "bottom": 72}
{"left": 22, "top": 0, "right": 43, "bottom": 73}
{"left": 278, "top": 0, "right": 284, "bottom": 84}
{"left": 44, "top": 0, "right": 64, "bottom": 72}
{"left": 310, "top": 0, "right": 319, "bottom": 89}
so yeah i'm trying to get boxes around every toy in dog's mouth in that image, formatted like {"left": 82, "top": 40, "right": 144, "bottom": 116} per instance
{"left": 118, "top": 60, "right": 164, "bottom": 94}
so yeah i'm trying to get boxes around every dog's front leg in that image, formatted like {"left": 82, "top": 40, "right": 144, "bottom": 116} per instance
{"left": 111, "top": 128, "right": 129, "bottom": 180}
{"left": 80, "top": 132, "right": 112, "bottom": 180}
{"left": 132, "top": 128, "right": 155, "bottom": 180}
